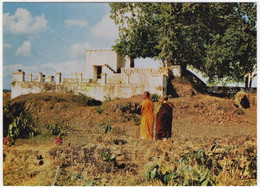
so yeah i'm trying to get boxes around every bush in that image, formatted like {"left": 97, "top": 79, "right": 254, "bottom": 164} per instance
{"left": 151, "top": 93, "right": 161, "bottom": 102}
{"left": 7, "top": 112, "right": 37, "bottom": 141}
{"left": 145, "top": 149, "right": 222, "bottom": 186}
{"left": 104, "top": 95, "right": 113, "bottom": 103}
{"left": 46, "top": 124, "right": 67, "bottom": 137}
{"left": 72, "top": 93, "right": 102, "bottom": 106}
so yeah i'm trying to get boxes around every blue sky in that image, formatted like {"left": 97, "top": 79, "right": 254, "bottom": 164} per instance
{"left": 3, "top": 2, "right": 127, "bottom": 89}
{"left": 2, "top": 1, "right": 257, "bottom": 89}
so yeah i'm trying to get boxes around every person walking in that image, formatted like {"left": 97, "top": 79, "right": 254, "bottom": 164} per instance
{"left": 155, "top": 95, "right": 174, "bottom": 140}
{"left": 140, "top": 91, "right": 154, "bottom": 140}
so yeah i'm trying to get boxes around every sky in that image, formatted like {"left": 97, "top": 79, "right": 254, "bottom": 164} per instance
{"left": 2, "top": 2, "right": 121, "bottom": 89}
{"left": 2, "top": 1, "right": 257, "bottom": 89}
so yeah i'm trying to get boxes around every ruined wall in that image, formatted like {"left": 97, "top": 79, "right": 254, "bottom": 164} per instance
{"left": 11, "top": 68, "right": 168, "bottom": 101}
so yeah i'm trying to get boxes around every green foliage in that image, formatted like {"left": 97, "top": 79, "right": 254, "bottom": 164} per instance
{"left": 102, "top": 150, "right": 116, "bottom": 163}
{"left": 3, "top": 102, "right": 14, "bottom": 137}
{"left": 116, "top": 102, "right": 141, "bottom": 124}
{"left": 100, "top": 122, "right": 113, "bottom": 134}
{"left": 150, "top": 93, "right": 161, "bottom": 102}
{"left": 145, "top": 149, "right": 223, "bottom": 185}
{"left": 103, "top": 95, "right": 113, "bottom": 103}
{"left": 72, "top": 93, "right": 102, "bottom": 106}
{"left": 117, "top": 102, "right": 141, "bottom": 114}
{"left": 7, "top": 112, "right": 37, "bottom": 140}
{"left": 132, "top": 114, "right": 141, "bottom": 125}
{"left": 85, "top": 180, "right": 97, "bottom": 186}
{"left": 110, "top": 3, "right": 256, "bottom": 86}
{"left": 46, "top": 124, "right": 67, "bottom": 137}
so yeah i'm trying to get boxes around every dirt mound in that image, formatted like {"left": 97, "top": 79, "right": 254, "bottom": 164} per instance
{"left": 234, "top": 91, "right": 257, "bottom": 108}
{"left": 3, "top": 91, "right": 257, "bottom": 186}
{"left": 170, "top": 94, "right": 253, "bottom": 126}
{"left": 170, "top": 77, "right": 198, "bottom": 97}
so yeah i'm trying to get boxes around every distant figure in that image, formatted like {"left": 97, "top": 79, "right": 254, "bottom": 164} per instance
{"left": 155, "top": 95, "right": 174, "bottom": 140}
{"left": 140, "top": 91, "right": 154, "bottom": 140}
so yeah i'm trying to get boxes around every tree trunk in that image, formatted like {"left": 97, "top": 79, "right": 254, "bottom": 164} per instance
{"left": 249, "top": 73, "right": 257, "bottom": 88}
{"left": 244, "top": 75, "right": 249, "bottom": 88}
{"left": 181, "top": 63, "right": 187, "bottom": 77}
{"left": 162, "top": 59, "right": 166, "bottom": 68}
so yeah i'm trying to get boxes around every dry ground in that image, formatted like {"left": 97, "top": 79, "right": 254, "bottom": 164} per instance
{"left": 2, "top": 92, "right": 257, "bottom": 186}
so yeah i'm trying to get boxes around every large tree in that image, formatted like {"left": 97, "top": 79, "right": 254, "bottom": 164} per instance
{"left": 204, "top": 3, "right": 256, "bottom": 87}
{"left": 110, "top": 3, "right": 256, "bottom": 87}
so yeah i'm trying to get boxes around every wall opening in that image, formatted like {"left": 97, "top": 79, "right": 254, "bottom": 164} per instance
{"left": 96, "top": 66, "right": 102, "bottom": 79}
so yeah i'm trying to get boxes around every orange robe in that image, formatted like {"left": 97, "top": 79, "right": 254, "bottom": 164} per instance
{"left": 140, "top": 99, "right": 154, "bottom": 140}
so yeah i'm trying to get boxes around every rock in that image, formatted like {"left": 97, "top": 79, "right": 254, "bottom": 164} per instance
{"left": 234, "top": 92, "right": 252, "bottom": 109}
{"left": 37, "top": 155, "right": 43, "bottom": 160}
{"left": 116, "top": 154, "right": 126, "bottom": 161}
{"left": 151, "top": 148, "right": 163, "bottom": 157}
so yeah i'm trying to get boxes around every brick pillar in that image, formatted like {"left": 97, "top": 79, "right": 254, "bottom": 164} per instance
{"left": 12, "top": 69, "right": 25, "bottom": 82}
{"left": 56, "top": 72, "right": 61, "bottom": 85}
{"left": 38, "top": 72, "right": 43, "bottom": 82}
{"left": 79, "top": 73, "right": 82, "bottom": 83}
{"left": 28, "top": 73, "right": 32, "bottom": 81}
{"left": 42, "top": 75, "right": 45, "bottom": 82}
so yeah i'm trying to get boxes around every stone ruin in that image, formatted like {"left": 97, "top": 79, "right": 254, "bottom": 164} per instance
{"left": 11, "top": 50, "right": 180, "bottom": 101}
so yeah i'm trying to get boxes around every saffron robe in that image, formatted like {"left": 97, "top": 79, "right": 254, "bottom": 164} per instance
{"left": 155, "top": 102, "right": 173, "bottom": 140}
{"left": 140, "top": 99, "right": 154, "bottom": 140}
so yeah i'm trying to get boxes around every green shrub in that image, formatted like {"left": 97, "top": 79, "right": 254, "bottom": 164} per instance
{"left": 7, "top": 112, "right": 37, "bottom": 140}
{"left": 151, "top": 93, "right": 161, "bottom": 102}
{"left": 132, "top": 114, "right": 141, "bottom": 125}
{"left": 100, "top": 122, "right": 113, "bottom": 133}
{"left": 46, "top": 124, "right": 67, "bottom": 137}
{"left": 145, "top": 149, "right": 221, "bottom": 186}
{"left": 72, "top": 93, "right": 102, "bottom": 106}
{"left": 102, "top": 150, "right": 116, "bottom": 163}
{"left": 104, "top": 95, "right": 113, "bottom": 103}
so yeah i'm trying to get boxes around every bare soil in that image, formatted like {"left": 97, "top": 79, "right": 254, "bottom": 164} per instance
{"left": 2, "top": 91, "right": 257, "bottom": 186}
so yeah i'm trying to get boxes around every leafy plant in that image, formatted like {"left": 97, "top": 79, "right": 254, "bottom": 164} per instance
{"left": 100, "top": 121, "right": 113, "bottom": 133}
{"left": 102, "top": 150, "right": 116, "bottom": 163}
{"left": 145, "top": 149, "right": 221, "bottom": 186}
{"left": 132, "top": 114, "right": 141, "bottom": 125}
{"left": 7, "top": 112, "right": 37, "bottom": 141}
{"left": 151, "top": 93, "right": 161, "bottom": 102}
{"left": 85, "top": 180, "right": 97, "bottom": 186}
{"left": 104, "top": 95, "right": 113, "bottom": 103}
{"left": 46, "top": 124, "right": 67, "bottom": 137}
{"left": 72, "top": 93, "right": 102, "bottom": 106}
{"left": 145, "top": 160, "right": 177, "bottom": 185}
{"left": 116, "top": 102, "right": 141, "bottom": 124}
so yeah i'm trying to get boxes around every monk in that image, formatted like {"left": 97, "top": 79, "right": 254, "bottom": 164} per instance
{"left": 155, "top": 95, "right": 174, "bottom": 140}
{"left": 140, "top": 91, "right": 154, "bottom": 140}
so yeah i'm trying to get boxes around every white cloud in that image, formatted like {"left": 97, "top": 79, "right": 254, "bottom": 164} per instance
{"left": 65, "top": 19, "right": 87, "bottom": 28}
{"left": 15, "top": 41, "right": 31, "bottom": 57}
{"left": 43, "top": 61, "right": 85, "bottom": 77}
{"left": 3, "top": 43, "right": 11, "bottom": 48}
{"left": 3, "top": 64, "right": 38, "bottom": 78}
{"left": 69, "top": 42, "right": 91, "bottom": 59}
{"left": 4, "top": 60, "right": 85, "bottom": 80}
{"left": 3, "top": 8, "right": 47, "bottom": 35}
{"left": 92, "top": 14, "right": 119, "bottom": 40}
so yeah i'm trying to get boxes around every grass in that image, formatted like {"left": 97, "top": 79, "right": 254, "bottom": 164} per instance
{"left": 2, "top": 92, "right": 257, "bottom": 186}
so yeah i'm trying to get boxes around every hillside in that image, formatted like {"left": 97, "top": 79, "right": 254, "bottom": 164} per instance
{"left": 3, "top": 91, "right": 257, "bottom": 186}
